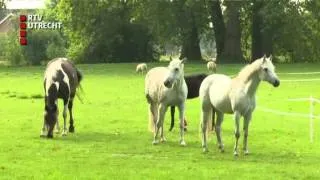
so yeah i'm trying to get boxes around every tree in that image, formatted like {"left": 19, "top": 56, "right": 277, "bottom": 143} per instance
{"left": 177, "top": 0, "right": 203, "bottom": 60}
{"left": 220, "top": 0, "right": 244, "bottom": 63}
{"left": 0, "top": 0, "right": 6, "bottom": 19}
{"left": 135, "top": 0, "right": 205, "bottom": 61}
{"left": 53, "top": 0, "right": 156, "bottom": 63}
{"left": 208, "top": 0, "right": 225, "bottom": 60}
{"left": 251, "top": 0, "right": 264, "bottom": 61}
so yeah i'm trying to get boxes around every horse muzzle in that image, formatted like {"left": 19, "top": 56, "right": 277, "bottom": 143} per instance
{"left": 164, "top": 79, "right": 173, "bottom": 88}
{"left": 273, "top": 79, "right": 280, "bottom": 87}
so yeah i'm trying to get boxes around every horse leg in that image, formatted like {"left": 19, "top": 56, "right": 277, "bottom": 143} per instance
{"left": 169, "top": 106, "right": 175, "bottom": 131}
{"left": 178, "top": 103, "right": 186, "bottom": 146}
{"left": 68, "top": 98, "right": 75, "bottom": 133}
{"left": 211, "top": 108, "right": 216, "bottom": 132}
{"left": 47, "top": 123, "right": 54, "bottom": 138}
{"left": 201, "top": 108, "right": 210, "bottom": 152}
{"left": 243, "top": 112, "right": 252, "bottom": 155}
{"left": 148, "top": 103, "right": 157, "bottom": 132}
{"left": 153, "top": 104, "right": 166, "bottom": 145}
{"left": 233, "top": 111, "right": 241, "bottom": 156}
{"left": 215, "top": 111, "right": 225, "bottom": 152}
{"left": 184, "top": 117, "right": 187, "bottom": 132}
{"left": 54, "top": 112, "right": 60, "bottom": 134}
{"left": 51, "top": 100, "right": 59, "bottom": 133}
{"left": 160, "top": 105, "right": 168, "bottom": 142}
{"left": 40, "top": 118, "right": 47, "bottom": 137}
{"left": 61, "top": 99, "right": 69, "bottom": 136}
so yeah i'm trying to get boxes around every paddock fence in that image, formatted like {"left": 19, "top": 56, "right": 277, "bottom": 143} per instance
{"left": 253, "top": 71, "right": 320, "bottom": 143}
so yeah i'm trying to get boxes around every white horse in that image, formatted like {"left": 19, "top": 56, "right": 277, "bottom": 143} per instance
{"left": 145, "top": 58, "right": 188, "bottom": 146}
{"left": 207, "top": 59, "right": 217, "bottom": 73}
{"left": 136, "top": 63, "right": 147, "bottom": 74}
{"left": 200, "top": 55, "right": 280, "bottom": 155}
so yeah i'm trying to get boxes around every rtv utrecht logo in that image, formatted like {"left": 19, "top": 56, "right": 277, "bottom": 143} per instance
{"left": 19, "top": 14, "right": 63, "bottom": 46}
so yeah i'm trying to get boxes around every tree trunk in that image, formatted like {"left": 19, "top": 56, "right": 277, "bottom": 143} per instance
{"left": 221, "top": 0, "right": 244, "bottom": 63}
{"left": 209, "top": 0, "right": 225, "bottom": 60}
{"left": 251, "top": 0, "right": 264, "bottom": 61}
{"left": 251, "top": 0, "right": 273, "bottom": 61}
{"left": 262, "top": 29, "right": 273, "bottom": 57}
{"left": 179, "top": 12, "right": 202, "bottom": 60}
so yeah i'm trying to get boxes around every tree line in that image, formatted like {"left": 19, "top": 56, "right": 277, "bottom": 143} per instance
{"left": 1, "top": 0, "right": 320, "bottom": 65}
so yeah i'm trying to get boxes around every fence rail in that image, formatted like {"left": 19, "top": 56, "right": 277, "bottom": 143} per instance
{"left": 257, "top": 96, "right": 320, "bottom": 143}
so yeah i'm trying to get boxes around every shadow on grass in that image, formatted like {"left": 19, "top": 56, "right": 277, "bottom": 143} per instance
{"left": 0, "top": 91, "right": 10, "bottom": 95}
{"left": 1, "top": 91, "right": 44, "bottom": 100}
{"left": 51, "top": 131, "right": 125, "bottom": 144}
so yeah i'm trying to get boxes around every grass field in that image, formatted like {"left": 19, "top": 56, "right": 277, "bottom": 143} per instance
{"left": 0, "top": 62, "right": 320, "bottom": 179}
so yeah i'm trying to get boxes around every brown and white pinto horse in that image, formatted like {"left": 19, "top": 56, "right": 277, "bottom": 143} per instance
{"left": 40, "top": 57, "right": 83, "bottom": 138}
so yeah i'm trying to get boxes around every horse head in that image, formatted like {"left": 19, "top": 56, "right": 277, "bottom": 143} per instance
{"left": 164, "top": 58, "right": 186, "bottom": 88}
{"left": 258, "top": 54, "right": 280, "bottom": 87}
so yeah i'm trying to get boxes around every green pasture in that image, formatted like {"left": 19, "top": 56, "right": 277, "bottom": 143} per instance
{"left": 0, "top": 63, "right": 319, "bottom": 179}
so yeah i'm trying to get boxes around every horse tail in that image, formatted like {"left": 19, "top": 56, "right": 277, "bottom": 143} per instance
{"left": 198, "top": 106, "right": 213, "bottom": 142}
{"left": 148, "top": 106, "right": 154, "bottom": 132}
{"left": 145, "top": 94, "right": 152, "bottom": 104}
{"left": 76, "top": 68, "right": 83, "bottom": 83}
{"left": 169, "top": 106, "right": 175, "bottom": 131}
{"left": 211, "top": 106, "right": 216, "bottom": 131}
{"left": 206, "top": 107, "right": 213, "bottom": 133}
{"left": 75, "top": 68, "right": 84, "bottom": 103}
{"left": 148, "top": 103, "right": 157, "bottom": 133}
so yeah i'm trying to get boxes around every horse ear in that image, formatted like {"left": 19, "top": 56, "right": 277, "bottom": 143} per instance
{"left": 263, "top": 54, "right": 267, "bottom": 62}
{"left": 180, "top": 57, "right": 187, "bottom": 64}
{"left": 269, "top": 54, "right": 273, "bottom": 61}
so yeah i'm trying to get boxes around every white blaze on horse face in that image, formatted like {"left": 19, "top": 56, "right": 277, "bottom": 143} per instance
{"left": 164, "top": 59, "right": 184, "bottom": 88}
{"left": 259, "top": 56, "right": 280, "bottom": 87}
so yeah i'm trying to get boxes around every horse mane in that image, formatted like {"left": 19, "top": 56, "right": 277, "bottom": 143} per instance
{"left": 236, "top": 58, "right": 263, "bottom": 83}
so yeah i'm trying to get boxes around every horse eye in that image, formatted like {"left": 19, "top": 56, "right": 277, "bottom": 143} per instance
{"left": 263, "top": 68, "right": 268, "bottom": 72}
{"left": 174, "top": 68, "right": 179, "bottom": 72}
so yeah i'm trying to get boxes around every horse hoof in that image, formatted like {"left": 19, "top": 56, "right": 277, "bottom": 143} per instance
{"left": 40, "top": 134, "right": 46, "bottom": 138}
{"left": 203, "top": 148, "right": 209, "bottom": 153}
{"left": 69, "top": 127, "right": 75, "bottom": 133}
{"left": 180, "top": 141, "right": 186, "bottom": 146}
{"left": 244, "top": 150, "right": 250, "bottom": 155}
{"left": 152, "top": 140, "right": 159, "bottom": 145}
{"left": 47, "top": 134, "right": 53, "bottom": 138}
{"left": 54, "top": 129, "right": 60, "bottom": 134}
{"left": 234, "top": 151, "right": 239, "bottom": 156}
{"left": 218, "top": 145, "right": 224, "bottom": 152}
{"left": 160, "top": 137, "right": 167, "bottom": 142}
{"left": 62, "top": 132, "right": 67, "bottom": 136}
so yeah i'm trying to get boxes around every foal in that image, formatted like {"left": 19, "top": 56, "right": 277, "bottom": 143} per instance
{"left": 145, "top": 58, "right": 188, "bottom": 145}
{"left": 41, "top": 57, "right": 83, "bottom": 138}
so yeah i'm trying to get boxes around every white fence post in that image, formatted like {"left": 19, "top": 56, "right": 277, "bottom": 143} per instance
{"left": 310, "top": 96, "right": 314, "bottom": 143}
{"left": 260, "top": 96, "right": 320, "bottom": 143}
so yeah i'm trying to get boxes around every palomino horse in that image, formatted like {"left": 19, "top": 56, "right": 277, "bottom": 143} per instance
{"left": 41, "top": 57, "right": 83, "bottom": 138}
{"left": 145, "top": 58, "right": 188, "bottom": 145}
{"left": 169, "top": 73, "right": 217, "bottom": 132}
{"left": 199, "top": 55, "right": 280, "bottom": 155}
